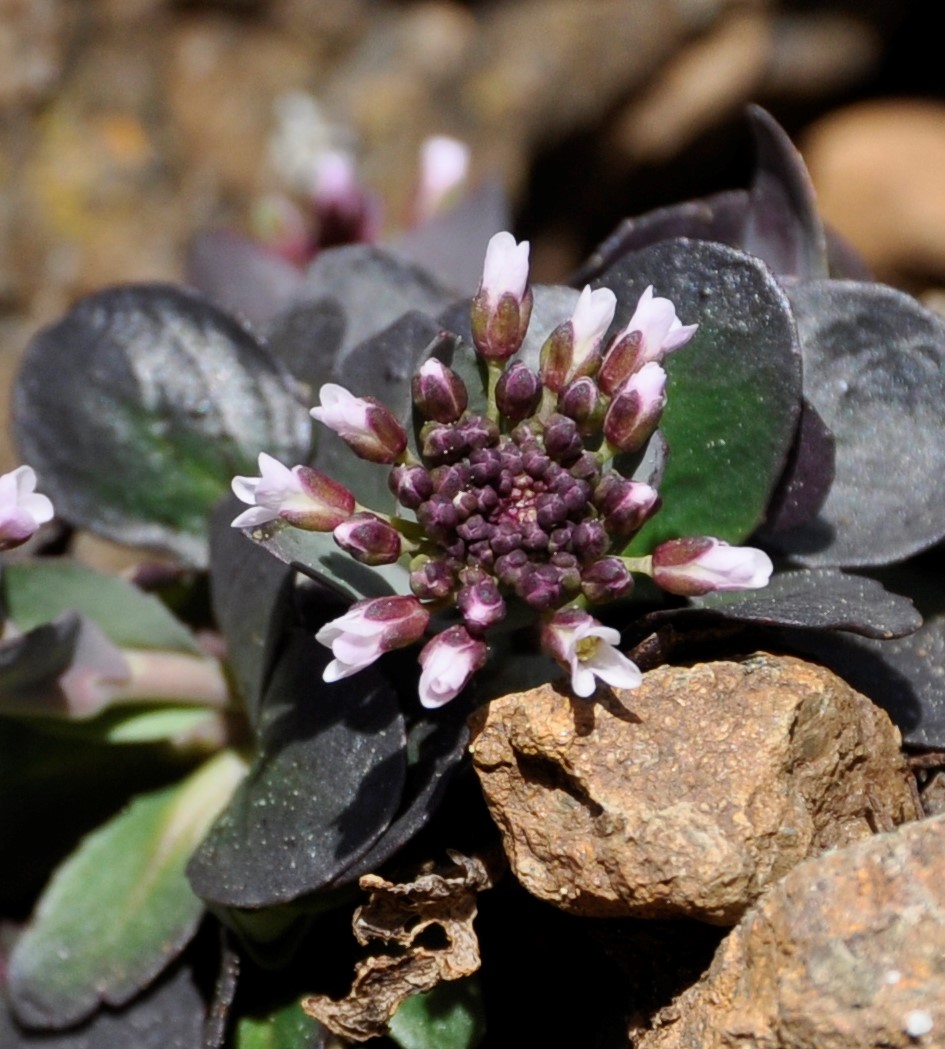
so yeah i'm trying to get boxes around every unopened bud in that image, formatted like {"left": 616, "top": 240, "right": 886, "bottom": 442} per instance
{"left": 651, "top": 537, "right": 773, "bottom": 596}
{"left": 410, "top": 556, "right": 455, "bottom": 600}
{"left": 412, "top": 356, "right": 468, "bottom": 423}
{"left": 333, "top": 512, "right": 402, "bottom": 565}
{"left": 496, "top": 361, "right": 542, "bottom": 422}
{"left": 594, "top": 474, "right": 660, "bottom": 536}
{"left": 389, "top": 463, "right": 433, "bottom": 509}
{"left": 471, "top": 232, "right": 532, "bottom": 361}
{"left": 602, "top": 363, "right": 667, "bottom": 454}
{"left": 458, "top": 578, "right": 506, "bottom": 632}
{"left": 558, "top": 376, "right": 603, "bottom": 434}
{"left": 542, "top": 413, "right": 583, "bottom": 464}
{"left": 581, "top": 557, "right": 634, "bottom": 603}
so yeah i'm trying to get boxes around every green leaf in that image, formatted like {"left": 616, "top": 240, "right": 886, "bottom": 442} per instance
{"left": 234, "top": 999, "right": 324, "bottom": 1049}
{"left": 2, "top": 561, "right": 199, "bottom": 653}
{"left": 389, "top": 979, "right": 486, "bottom": 1049}
{"left": 8, "top": 750, "right": 247, "bottom": 1029}
{"left": 98, "top": 705, "right": 222, "bottom": 743}
{"left": 13, "top": 284, "right": 311, "bottom": 565}
{"left": 596, "top": 239, "right": 802, "bottom": 551}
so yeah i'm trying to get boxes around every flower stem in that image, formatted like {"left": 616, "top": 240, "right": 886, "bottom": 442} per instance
{"left": 485, "top": 361, "right": 504, "bottom": 423}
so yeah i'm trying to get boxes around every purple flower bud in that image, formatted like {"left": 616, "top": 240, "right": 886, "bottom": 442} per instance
{"left": 311, "top": 384, "right": 408, "bottom": 464}
{"left": 580, "top": 557, "right": 634, "bottom": 603}
{"left": 333, "top": 512, "right": 402, "bottom": 565}
{"left": 602, "top": 363, "right": 667, "bottom": 454}
{"left": 542, "top": 414, "right": 584, "bottom": 464}
{"left": 458, "top": 514, "right": 491, "bottom": 542}
{"left": 496, "top": 361, "right": 542, "bottom": 422}
{"left": 536, "top": 492, "right": 568, "bottom": 530}
{"left": 316, "top": 595, "right": 430, "bottom": 681}
{"left": 557, "top": 376, "right": 603, "bottom": 434}
{"left": 389, "top": 464, "right": 433, "bottom": 509}
{"left": 495, "top": 549, "right": 528, "bottom": 587}
{"left": 490, "top": 522, "right": 522, "bottom": 556}
{"left": 421, "top": 423, "right": 467, "bottom": 464}
{"left": 418, "top": 625, "right": 488, "bottom": 708}
{"left": 458, "top": 578, "right": 506, "bottom": 632}
{"left": 571, "top": 519, "right": 609, "bottom": 562}
{"left": 468, "top": 448, "right": 503, "bottom": 485}
{"left": 516, "top": 564, "right": 564, "bottom": 611}
{"left": 594, "top": 474, "right": 660, "bottom": 537}
{"left": 569, "top": 452, "right": 601, "bottom": 485}
{"left": 598, "top": 330, "right": 642, "bottom": 396}
{"left": 651, "top": 537, "right": 774, "bottom": 596}
{"left": 412, "top": 357, "right": 468, "bottom": 423}
{"left": 550, "top": 551, "right": 582, "bottom": 593}
{"left": 231, "top": 453, "right": 355, "bottom": 531}
{"left": 522, "top": 446, "right": 550, "bottom": 480}
{"left": 547, "top": 525, "right": 573, "bottom": 554}
{"left": 470, "top": 232, "right": 533, "bottom": 361}
{"left": 410, "top": 557, "right": 455, "bottom": 600}
{"left": 416, "top": 495, "right": 459, "bottom": 541}
{"left": 430, "top": 463, "right": 469, "bottom": 499}
{"left": 459, "top": 415, "right": 500, "bottom": 451}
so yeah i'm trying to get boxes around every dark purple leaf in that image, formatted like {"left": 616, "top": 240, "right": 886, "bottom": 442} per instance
{"left": 755, "top": 399, "right": 835, "bottom": 535}
{"left": 187, "top": 629, "right": 406, "bottom": 907}
{"left": 186, "top": 230, "right": 304, "bottom": 331}
{"left": 773, "top": 280, "right": 945, "bottom": 566}
{"left": 647, "top": 569, "right": 921, "bottom": 639}
{"left": 13, "top": 284, "right": 310, "bottom": 565}
{"left": 741, "top": 104, "right": 828, "bottom": 280}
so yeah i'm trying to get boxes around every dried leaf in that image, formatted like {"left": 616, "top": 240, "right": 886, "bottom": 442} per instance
{"left": 301, "top": 853, "right": 498, "bottom": 1042}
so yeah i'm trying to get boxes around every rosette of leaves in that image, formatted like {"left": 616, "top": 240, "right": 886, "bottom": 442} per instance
{"left": 5, "top": 106, "right": 944, "bottom": 1048}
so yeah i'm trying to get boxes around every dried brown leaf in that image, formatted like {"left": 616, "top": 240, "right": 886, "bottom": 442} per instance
{"left": 301, "top": 851, "right": 499, "bottom": 1042}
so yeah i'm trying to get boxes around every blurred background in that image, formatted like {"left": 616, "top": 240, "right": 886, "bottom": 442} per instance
{"left": 2, "top": 0, "right": 944, "bottom": 457}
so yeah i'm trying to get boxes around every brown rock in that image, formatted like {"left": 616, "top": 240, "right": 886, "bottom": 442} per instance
{"left": 635, "top": 813, "right": 945, "bottom": 1049}
{"left": 469, "top": 654, "right": 918, "bottom": 923}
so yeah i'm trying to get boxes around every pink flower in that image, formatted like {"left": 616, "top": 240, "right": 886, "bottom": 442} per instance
{"left": 316, "top": 595, "right": 430, "bottom": 682}
{"left": 599, "top": 286, "right": 697, "bottom": 393}
{"left": 0, "top": 465, "right": 54, "bottom": 551}
{"left": 651, "top": 537, "right": 773, "bottom": 596}
{"left": 470, "top": 232, "right": 532, "bottom": 361}
{"left": 540, "top": 285, "right": 616, "bottom": 391}
{"left": 231, "top": 452, "right": 355, "bottom": 530}
{"left": 418, "top": 626, "right": 488, "bottom": 708}
{"left": 310, "top": 383, "right": 408, "bottom": 463}
{"left": 622, "top": 285, "right": 698, "bottom": 364}
{"left": 541, "top": 608, "right": 642, "bottom": 698}
{"left": 414, "top": 135, "right": 470, "bottom": 224}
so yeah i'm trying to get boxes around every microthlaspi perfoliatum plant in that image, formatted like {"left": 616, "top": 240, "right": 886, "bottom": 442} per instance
{"left": 2, "top": 107, "right": 942, "bottom": 1048}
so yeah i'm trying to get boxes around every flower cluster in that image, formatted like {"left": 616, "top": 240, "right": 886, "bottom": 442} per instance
{"left": 232, "top": 232, "right": 772, "bottom": 707}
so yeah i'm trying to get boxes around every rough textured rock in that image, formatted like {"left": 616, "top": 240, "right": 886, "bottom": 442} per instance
{"left": 635, "top": 813, "right": 945, "bottom": 1049}
{"left": 469, "top": 654, "right": 918, "bottom": 923}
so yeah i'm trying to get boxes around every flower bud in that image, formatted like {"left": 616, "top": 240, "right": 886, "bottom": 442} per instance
{"left": 571, "top": 519, "right": 609, "bottom": 562}
{"left": 412, "top": 356, "right": 468, "bottom": 423}
{"left": 389, "top": 464, "right": 433, "bottom": 509}
{"left": 598, "top": 330, "right": 642, "bottom": 396}
{"left": 416, "top": 495, "right": 459, "bottom": 541}
{"left": 593, "top": 474, "right": 660, "bottom": 537}
{"left": 580, "top": 557, "right": 634, "bottom": 603}
{"left": 539, "top": 285, "right": 616, "bottom": 392}
{"left": 602, "top": 363, "right": 667, "bottom": 454}
{"left": 557, "top": 376, "right": 603, "bottom": 434}
{"left": 458, "top": 578, "right": 506, "bottom": 632}
{"left": 470, "top": 232, "right": 532, "bottom": 361}
{"left": 333, "top": 512, "right": 402, "bottom": 565}
{"left": 316, "top": 595, "right": 430, "bottom": 681}
{"left": 542, "top": 414, "right": 583, "bottom": 464}
{"left": 418, "top": 625, "right": 488, "bottom": 708}
{"left": 651, "top": 537, "right": 773, "bottom": 596}
{"left": 232, "top": 453, "right": 355, "bottom": 530}
{"left": 311, "top": 383, "right": 407, "bottom": 464}
{"left": 0, "top": 465, "right": 54, "bottom": 550}
{"left": 495, "top": 361, "right": 542, "bottom": 422}
{"left": 410, "top": 556, "right": 455, "bottom": 600}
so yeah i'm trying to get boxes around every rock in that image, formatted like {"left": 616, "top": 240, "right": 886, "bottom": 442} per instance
{"left": 803, "top": 101, "right": 945, "bottom": 286}
{"left": 635, "top": 813, "right": 945, "bottom": 1049}
{"left": 468, "top": 653, "right": 918, "bottom": 923}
